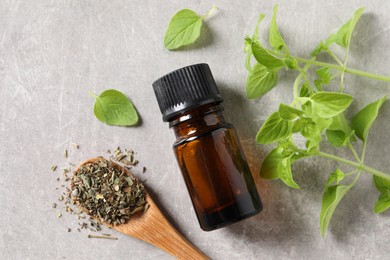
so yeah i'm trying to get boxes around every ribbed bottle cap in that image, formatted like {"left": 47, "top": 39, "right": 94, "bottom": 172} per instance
{"left": 152, "top": 63, "right": 223, "bottom": 121}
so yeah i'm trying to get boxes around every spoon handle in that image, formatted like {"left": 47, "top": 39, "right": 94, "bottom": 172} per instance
{"left": 114, "top": 197, "right": 208, "bottom": 259}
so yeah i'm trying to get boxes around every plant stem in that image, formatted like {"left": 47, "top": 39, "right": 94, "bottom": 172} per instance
{"left": 339, "top": 39, "right": 352, "bottom": 92}
{"left": 348, "top": 143, "right": 361, "bottom": 163}
{"left": 345, "top": 169, "right": 359, "bottom": 176}
{"left": 361, "top": 140, "right": 367, "bottom": 163}
{"left": 88, "top": 91, "right": 99, "bottom": 99}
{"left": 293, "top": 60, "right": 315, "bottom": 100}
{"left": 326, "top": 50, "right": 343, "bottom": 66}
{"left": 317, "top": 151, "right": 390, "bottom": 181}
{"left": 293, "top": 56, "right": 390, "bottom": 82}
{"left": 293, "top": 70, "right": 304, "bottom": 99}
{"left": 202, "top": 5, "right": 218, "bottom": 19}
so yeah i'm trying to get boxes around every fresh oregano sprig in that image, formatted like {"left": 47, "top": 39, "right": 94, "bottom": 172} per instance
{"left": 244, "top": 5, "right": 390, "bottom": 236}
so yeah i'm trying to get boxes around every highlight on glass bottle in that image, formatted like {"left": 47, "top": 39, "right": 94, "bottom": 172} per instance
{"left": 153, "top": 63, "right": 262, "bottom": 231}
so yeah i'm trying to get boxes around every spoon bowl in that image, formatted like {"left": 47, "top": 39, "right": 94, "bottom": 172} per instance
{"left": 73, "top": 157, "right": 208, "bottom": 259}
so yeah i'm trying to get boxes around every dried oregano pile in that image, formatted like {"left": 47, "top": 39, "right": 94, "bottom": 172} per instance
{"left": 52, "top": 146, "right": 147, "bottom": 239}
{"left": 70, "top": 158, "right": 148, "bottom": 226}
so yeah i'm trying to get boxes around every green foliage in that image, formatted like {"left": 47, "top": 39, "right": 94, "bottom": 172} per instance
{"left": 260, "top": 148, "right": 283, "bottom": 179}
{"left": 325, "top": 7, "right": 365, "bottom": 48}
{"left": 269, "top": 5, "right": 287, "bottom": 52}
{"left": 351, "top": 96, "right": 387, "bottom": 141}
{"left": 256, "top": 112, "right": 292, "bottom": 144}
{"left": 246, "top": 63, "right": 278, "bottom": 99}
{"left": 373, "top": 176, "right": 390, "bottom": 213}
{"left": 320, "top": 183, "right": 351, "bottom": 236}
{"left": 244, "top": 5, "right": 390, "bottom": 236}
{"left": 278, "top": 155, "right": 300, "bottom": 189}
{"left": 310, "top": 92, "right": 353, "bottom": 118}
{"left": 164, "top": 6, "right": 217, "bottom": 50}
{"left": 92, "top": 89, "right": 138, "bottom": 126}
{"left": 251, "top": 40, "right": 285, "bottom": 69}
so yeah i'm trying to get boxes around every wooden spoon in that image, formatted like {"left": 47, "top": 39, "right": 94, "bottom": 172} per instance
{"left": 73, "top": 157, "right": 208, "bottom": 259}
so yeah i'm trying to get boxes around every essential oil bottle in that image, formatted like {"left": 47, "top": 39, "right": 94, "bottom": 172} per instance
{"left": 152, "top": 63, "right": 262, "bottom": 231}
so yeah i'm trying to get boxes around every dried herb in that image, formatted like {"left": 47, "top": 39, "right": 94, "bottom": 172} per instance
{"left": 109, "top": 147, "right": 139, "bottom": 168}
{"left": 70, "top": 158, "right": 147, "bottom": 226}
{"left": 88, "top": 234, "right": 118, "bottom": 240}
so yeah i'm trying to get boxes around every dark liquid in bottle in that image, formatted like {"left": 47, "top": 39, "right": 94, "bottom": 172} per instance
{"left": 174, "top": 124, "right": 262, "bottom": 231}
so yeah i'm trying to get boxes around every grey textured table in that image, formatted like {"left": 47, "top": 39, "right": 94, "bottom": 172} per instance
{"left": 1, "top": 1, "right": 390, "bottom": 259}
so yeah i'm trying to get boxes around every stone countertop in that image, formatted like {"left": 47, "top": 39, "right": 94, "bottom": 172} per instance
{"left": 1, "top": 1, "right": 389, "bottom": 259}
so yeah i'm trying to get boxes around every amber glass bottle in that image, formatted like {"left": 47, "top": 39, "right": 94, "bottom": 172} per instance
{"left": 153, "top": 64, "right": 262, "bottom": 231}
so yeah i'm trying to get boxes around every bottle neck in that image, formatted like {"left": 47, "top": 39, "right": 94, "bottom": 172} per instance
{"left": 169, "top": 103, "right": 226, "bottom": 140}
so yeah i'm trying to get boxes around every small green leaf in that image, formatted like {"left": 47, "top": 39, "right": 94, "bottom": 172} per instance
{"left": 311, "top": 92, "right": 353, "bottom": 118}
{"left": 351, "top": 96, "right": 387, "bottom": 141}
{"left": 256, "top": 112, "right": 292, "bottom": 144}
{"left": 260, "top": 148, "right": 283, "bottom": 179}
{"left": 320, "top": 184, "right": 351, "bottom": 236}
{"left": 325, "top": 7, "right": 365, "bottom": 48}
{"left": 326, "top": 130, "right": 346, "bottom": 147}
{"left": 316, "top": 67, "right": 331, "bottom": 84}
{"left": 252, "top": 14, "right": 266, "bottom": 41}
{"left": 278, "top": 156, "right": 300, "bottom": 189}
{"left": 314, "top": 116, "right": 333, "bottom": 132}
{"left": 325, "top": 169, "right": 346, "bottom": 190}
{"left": 279, "top": 104, "right": 303, "bottom": 120}
{"left": 244, "top": 37, "right": 252, "bottom": 54}
{"left": 284, "top": 57, "right": 298, "bottom": 70}
{"left": 164, "top": 9, "right": 203, "bottom": 50}
{"left": 300, "top": 119, "right": 321, "bottom": 141}
{"left": 299, "top": 83, "right": 312, "bottom": 97}
{"left": 292, "top": 118, "right": 304, "bottom": 133}
{"left": 269, "top": 5, "right": 287, "bottom": 52}
{"left": 246, "top": 63, "right": 278, "bottom": 99}
{"left": 93, "top": 89, "right": 138, "bottom": 126}
{"left": 251, "top": 41, "right": 285, "bottom": 69}
{"left": 374, "top": 193, "right": 390, "bottom": 213}
{"left": 329, "top": 113, "right": 352, "bottom": 134}
{"left": 373, "top": 175, "right": 390, "bottom": 194}
{"left": 310, "top": 41, "right": 325, "bottom": 57}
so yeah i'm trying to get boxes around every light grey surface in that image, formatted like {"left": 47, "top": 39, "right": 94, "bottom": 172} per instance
{"left": 1, "top": 0, "right": 390, "bottom": 259}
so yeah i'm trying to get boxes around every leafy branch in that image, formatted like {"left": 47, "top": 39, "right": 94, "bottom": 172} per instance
{"left": 244, "top": 5, "right": 390, "bottom": 236}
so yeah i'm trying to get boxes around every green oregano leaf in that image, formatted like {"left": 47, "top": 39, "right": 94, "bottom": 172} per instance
{"left": 246, "top": 63, "right": 278, "bottom": 99}
{"left": 277, "top": 155, "right": 300, "bottom": 189}
{"left": 351, "top": 96, "right": 387, "bottom": 141}
{"left": 373, "top": 175, "right": 390, "bottom": 193}
{"left": 164, "top": 7, "right": 217, "bottom": 50}
{"left": 299, "top": 83, "right": 312, "bottom": 97}
{"left": 269, "top": 4, "right": 287, "bottom": 53}
{"left": 92, "top": 89, "right": 138, "bottom": 126}
{"left": 260, "top": 148, "right": 283, "bottom": 180}
{"left": 374, "top": 193, "right": 390, "bottom": 214}
{"left": 325, "top": 7, "right": 365, "bottom": 48}
{"left": 256, "top": 112, "right": 292, "bottom": 144}
{"left": 311, "top": 92, "right": 353, "bottom": 118}
{"left": 373, "top": 175, "right": 390, "bottom": 213}
{"left": 279, "top": 103, "right": 303, "bottom": 120}
{"left": 325, "top": 169, "right": 346, "bottom": 190}
{"left": 326, "top": 130, "right": 346, "bottom": 147}
{"left": 316, "top": 67, "right": 331, "bottom": 84}
{"left": 310, "top": 41, "right": 325, "bottom": 57}
{"left": 320, "top": 184, "right": 350, "bottom": 236}
{"left": 251, "top": 40, "right": 285, "bottom": 69}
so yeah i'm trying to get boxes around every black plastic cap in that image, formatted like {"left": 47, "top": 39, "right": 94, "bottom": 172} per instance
{"left": 152, "top": 63, "right": 223, "bottom": 122}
